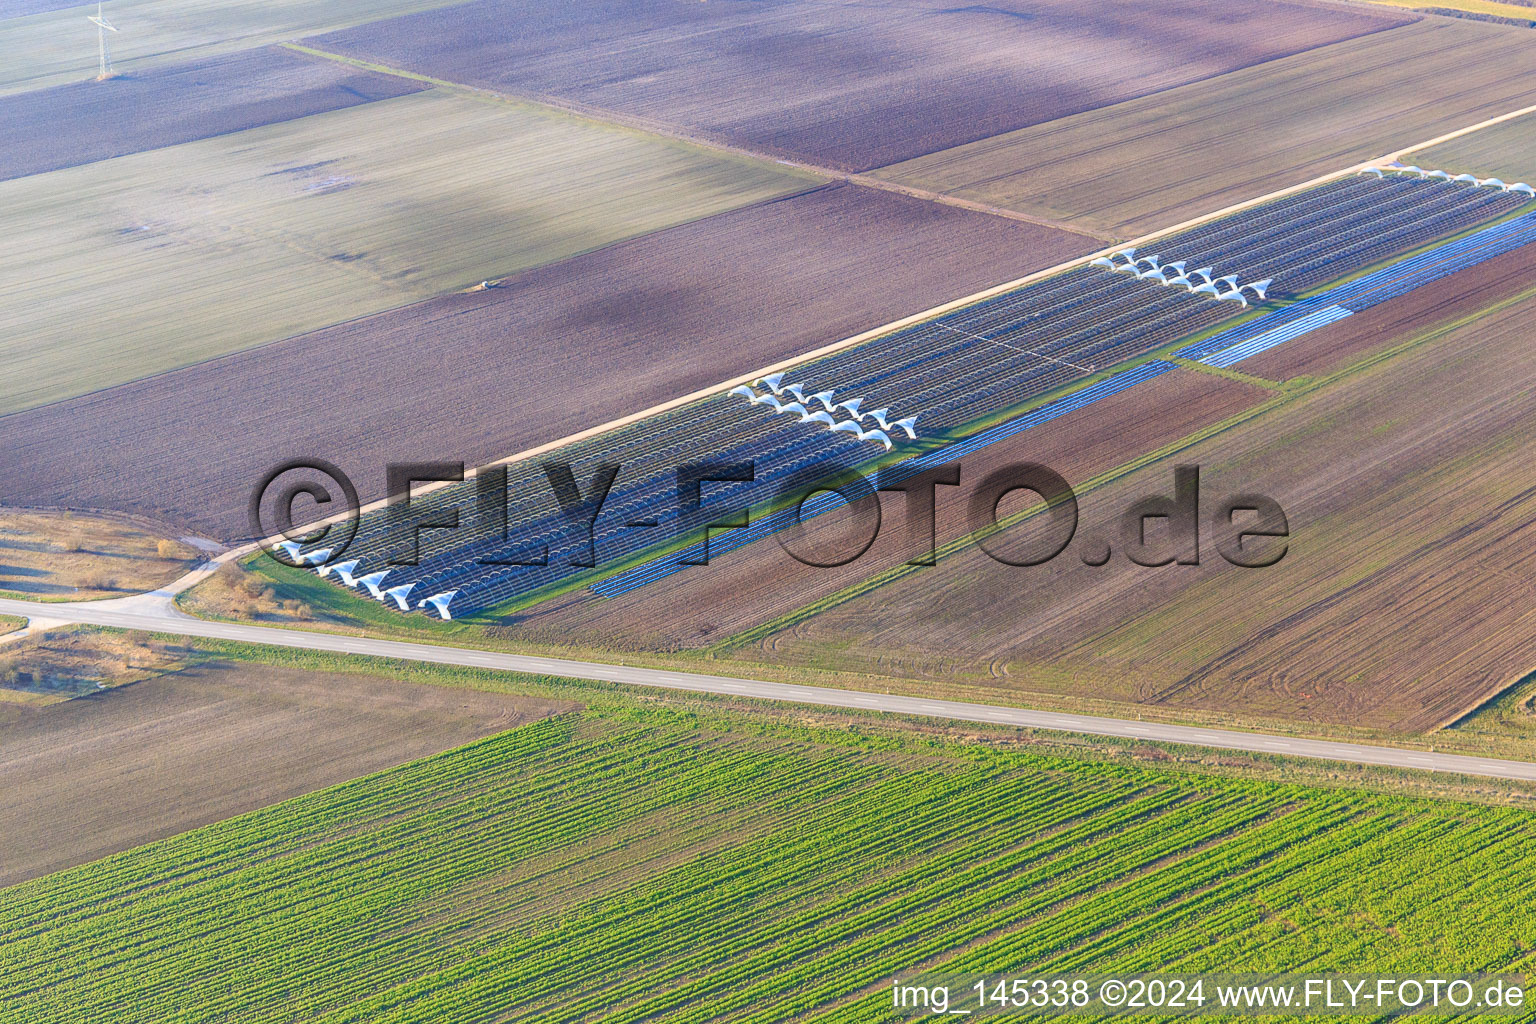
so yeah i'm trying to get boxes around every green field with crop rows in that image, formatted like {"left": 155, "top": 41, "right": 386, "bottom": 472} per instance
{"left": 4, "top": 708, "right": 1535, "bottom": 1022}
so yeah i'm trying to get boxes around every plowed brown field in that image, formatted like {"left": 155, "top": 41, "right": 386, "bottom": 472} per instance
{"left": 877, "top": 20, "right": 1536, "bottom": 235}
{"left": 752, "top": 282, "right": 1536, "bottom": 732}
{"left": 314, "top": 0, "right": 1401, "bottom": 171}
{"left": 1239, "top": 240, "right": 1536, "bottom": 380}
{"left": 0, "top": 184, "right": 1091, "bottom": 540}
{"left": 1417, "top": 109, "right": 1536, "bottom": 183}
{"left": 516, "top": 368, "right": 1270, "bottom": 650}
{"left": 0, "top": 659, "right": 568, "bottom": 886}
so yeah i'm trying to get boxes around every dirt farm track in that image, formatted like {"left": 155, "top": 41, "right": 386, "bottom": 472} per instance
{"left": 315, "top": 0, "right": 1402, "bottom": 170}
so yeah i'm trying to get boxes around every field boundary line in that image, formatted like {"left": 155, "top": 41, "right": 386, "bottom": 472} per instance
{"left": 1440, "top": 668, "right": 1536, "bottom": 733}
{"left": 1168, "top": 357, "right": 1288, "bottom": 391}
{"left": 196, "top": 79, "right": 1536, "bottom": 571}
{"left": 1385, "top": 99, "right": 1536, "bottom": 162}
{"left": 279, "top": 43, "right": 829, "bottom": 189}
{"left": 842, "top": 173, "right": 1118, "bottom": 241}
{"left": 281, "top": 43, "right": 1115, "bottom": 242}
{"left": 726, "top": 265, "right": 1536, "bottom": 650}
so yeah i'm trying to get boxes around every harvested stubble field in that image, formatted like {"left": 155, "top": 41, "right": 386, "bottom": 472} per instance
{"left": 314, "top": 0, "right": 1399, "bottom": 172}
{"left": 0, "top": 0, "right": 473, "bottom": 96}
{"left": 0, "top": 183, "right": 1090, "bottom": 540}
{"left": 876, "top": 20, "right": 1536, "bottom": 236}
{"left": 0, "top": 655, "right": 567, "bottom": 887}
{"left": 0, "top": 507, "right": 201, "bottom": 600}
{"left": 1417, "top": 110, "right": 1536, "bottom": 183}
{"left": 1238, "top": 238, "right": 1536, "bottom": 380}
{"left": 755, "top": 281, "right": 1536, "bottom": 733}
{"left": 0, "top": 47, "right": 425, "bottom": 182}
{"left": 5, "top": 702, "right": 1536, "bottom": 1022}
{"left": 515, "top": 368, "right": 1271, "bottom": 651}
{"left": 0, "top": 88, "right": 812, "bottom": 414}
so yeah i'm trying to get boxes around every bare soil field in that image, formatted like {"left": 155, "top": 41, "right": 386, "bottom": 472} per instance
{"left": 0, "top": 657, "right": 569, "bottom": 886}
{"left": 876, "top": 20, "right": 1536, "bottom": 235}
{"left": 1416, "top": 110, "right": 1536, "bottom": 182}
{"left": 0, "top": 47, "right": 425, "bottom": 182}
{"left": 0, "top": 0, "right": 474, "bottom": 95}
{"left": 755, "top": 289, "right": 1536, "bottom": 733}
{"left": 0, "top": 88, "right": 810, "bottom": 414}
{"left": 1240, "top": 241, "right": 1536, "bottom": 380}
{"left": 314, "top": 0, "right": 1401, "bottom": 172}
{"left": 0, "top": 183, "right": 1090, "bottom": 541}
{"left": 0, "top": 508, "right": 203, "bottom": 600}
{"left": 514, "top": 368, "right": 1271, "bottom": 650}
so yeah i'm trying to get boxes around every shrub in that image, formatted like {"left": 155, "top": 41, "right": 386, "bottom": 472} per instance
{"left": 84, "top": 573, "right": 118, "bottom": 592}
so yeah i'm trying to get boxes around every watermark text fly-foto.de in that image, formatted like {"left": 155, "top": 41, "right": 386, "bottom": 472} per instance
{"left": 251, "top": 459, "right": 1288, "bottom": 573}
{"left": 888, "top": 973, "right": 1526, "bottom": 1016}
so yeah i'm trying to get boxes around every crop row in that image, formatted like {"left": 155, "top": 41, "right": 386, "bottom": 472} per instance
{"left": 5, "top": 713, "right": 1536, "bottom": 1022}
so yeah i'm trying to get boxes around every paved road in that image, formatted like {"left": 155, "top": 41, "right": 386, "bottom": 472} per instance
{"left": 4, "top": 595, "right": 1534, "bottom": 783}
